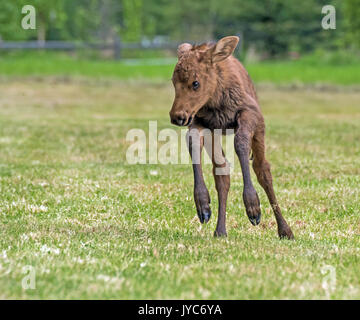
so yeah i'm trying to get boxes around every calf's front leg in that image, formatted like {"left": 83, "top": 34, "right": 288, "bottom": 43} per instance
{"left": 204, "top": 131, "right": 230, "bottom": 237}
{"left": 187, "top": 126, "right": 211, "bottom": 224}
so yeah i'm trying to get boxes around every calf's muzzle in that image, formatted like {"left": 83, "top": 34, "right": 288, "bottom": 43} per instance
{"left": 169, "top": 108, "right": 193, "bottom": 127}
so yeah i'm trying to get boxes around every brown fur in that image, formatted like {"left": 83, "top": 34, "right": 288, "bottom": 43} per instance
{"left": 170, "top": 36, "right": 294, "bottom": 239}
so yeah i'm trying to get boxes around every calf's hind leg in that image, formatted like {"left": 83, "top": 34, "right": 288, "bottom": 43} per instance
{"left": 234, "top": 116, "right": 262, "bottom": 226}
{"left": 251, "top": 128, "right": 294, "bottom": 239}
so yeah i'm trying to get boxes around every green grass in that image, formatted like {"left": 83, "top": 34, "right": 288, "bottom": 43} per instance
{"left": 0, "top": 79, "right": 359, "bottom": 299}
{"left": 0, "top": 52, "right": 175, "bottom": 80}
{"left": 1, "top": 51, "right": 360, "bottom": 85}
{"left": 248, "top": 61, "right": 360, "bottom": 85}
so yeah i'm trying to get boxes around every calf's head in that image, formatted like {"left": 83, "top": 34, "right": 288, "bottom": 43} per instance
{"left": 169, "top": 36, "right": 239, "bottom": 126}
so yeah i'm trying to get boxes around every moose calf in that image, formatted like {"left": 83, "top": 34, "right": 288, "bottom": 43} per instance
{"left": 169, "top": 36, "right": 294, "bottom": 239}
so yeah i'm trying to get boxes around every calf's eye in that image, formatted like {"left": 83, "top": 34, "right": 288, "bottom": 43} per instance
{"left": 192, "top": 81, "right": 200, "bottom": 90}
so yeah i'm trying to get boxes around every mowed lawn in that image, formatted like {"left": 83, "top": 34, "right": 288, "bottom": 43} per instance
{"left": 0, "top": 78, "right": 359, "bottom": 299}
{"left": 1, "top": 52, "right": 360, "bottom": 85}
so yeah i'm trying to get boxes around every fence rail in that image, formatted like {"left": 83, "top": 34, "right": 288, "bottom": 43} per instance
{"left": 0, "top": 37, "right": 243, "bottom": 59}
{"left": 0, "top": 40, "right": 183, "bottom": 59}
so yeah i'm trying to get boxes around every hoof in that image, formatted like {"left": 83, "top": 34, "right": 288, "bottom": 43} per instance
{"left": 278, "top": 226, "right": 295, "bottom": 240}
{"left": 249, "top": 213, "right": 261, "bottom": 226}
{"left": 198, "top": 209, "right": 211, "bottom": 224}
{"left": 243, "top": 187, "right": 261, "bottom": 226}
{"left": 214, "top": 229, "right": 227, "bottom": 237}
{"left": 194, "top": 187, "right": 211, "bottom": 224}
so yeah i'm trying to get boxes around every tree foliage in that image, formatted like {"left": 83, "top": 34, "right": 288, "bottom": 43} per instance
{"left": 344, "top": 0, "right": 360, "bottom": 48}
{"left": 0, "top": 0, "right": 358, "bottom": 55}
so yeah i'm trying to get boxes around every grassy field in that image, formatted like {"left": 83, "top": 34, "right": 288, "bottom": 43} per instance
{"left": 1, "top": 51, "right": 360, "bottom": 85}
{"left": 0, "top": 77, "right": 359, "bottom": 299}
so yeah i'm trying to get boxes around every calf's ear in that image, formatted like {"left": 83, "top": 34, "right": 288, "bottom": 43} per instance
{"left": 212, "top": 36, "right": 239, "bottom": 63}
{"left": 177, "top": 43, "right": 192, "bottom": 59}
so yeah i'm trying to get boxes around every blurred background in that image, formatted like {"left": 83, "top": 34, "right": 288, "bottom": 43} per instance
{"left": 0, "top": 0, "right": 359, "bottom": 83}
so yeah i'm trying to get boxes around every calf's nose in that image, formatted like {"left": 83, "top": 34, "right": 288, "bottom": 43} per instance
{"left": 170, "top": 111, "right": 188, "bottom": 126}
